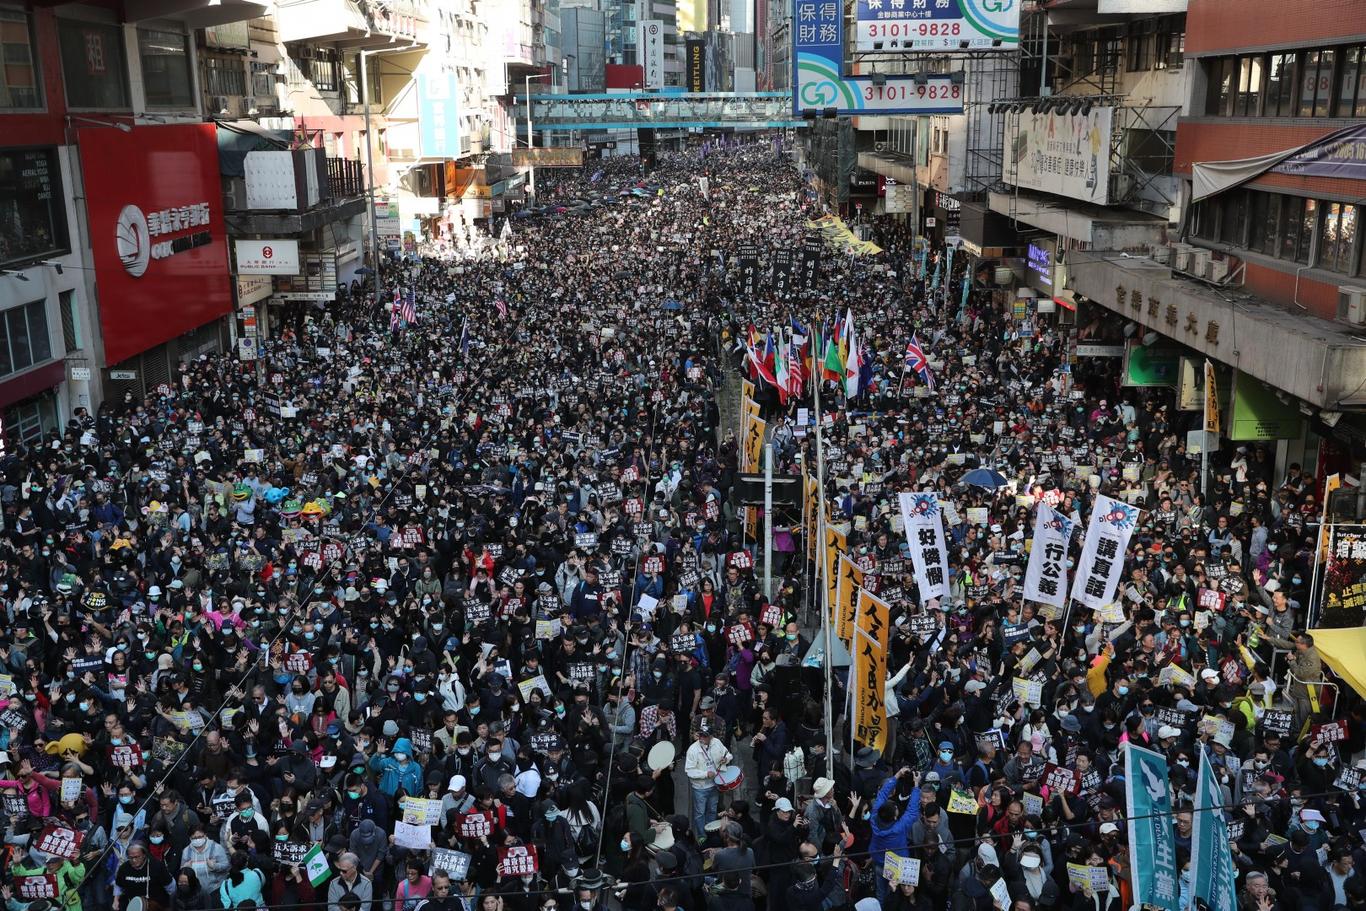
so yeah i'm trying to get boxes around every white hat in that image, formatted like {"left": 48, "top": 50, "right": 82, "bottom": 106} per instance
{"left": 773, "top": 798, "right": 794, "bottom": 812}
{"left": 813, "top": 777, "right": 835, "bottom": 798}
{"left": 1301, "top": 808, "right": 1326, "bottom": 822}
{"left": 1264, "top": 579, "right": 1280, "bottom": 593}
{"left": 854, "top": 899, "right": 882, "bottom": 911}
{"left": 448, "top": 774, "right": 467, "bottom": 792}
{"left": 1200, "top": 668, "right": 1220, "bottom": 681}
{"left": 964, "top": 680, "right": 986, "bottom": 694}
{"left": 1157, "top": 725, "right": 1181, "bottom": 740}
{"left": 319, "top": 755, "right": 337, "bottom": 769}
{"left": 1099, "top": 822, "right": 1120, "bottom": 835}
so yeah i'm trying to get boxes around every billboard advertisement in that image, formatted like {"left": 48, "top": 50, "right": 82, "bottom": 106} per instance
{"left": 1003, "top": 106, "right": 1113, "bottom": 205}
{"left": 855, "top": 0, "right": 1021, "bottom": 52}
{"left": 234, "top": 239, "right": 300, "bottom": 275}
{"left": 1229, "top": 369, "right": 1304, "bottom": 441}
{"left": 417, "top": 72, "right": 460, "bottom": 159}
{"left": 78, "top": 124, "right": 232, "bottom": 365}
{"left": 686, "top": 38, "right": 706, "bottom": 92}
{"left": 794, "top": 0, "right": 965, "bottom": 116}
{"left": 638, "top": 20, "right": 664, "bottom": 88}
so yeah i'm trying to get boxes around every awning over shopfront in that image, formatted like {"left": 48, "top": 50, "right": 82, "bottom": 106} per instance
{"left": 987, "top": 190, "right": 1167, "bottom": 251}
{"left": 1309, "top": 627, "right": 1366, "bottom": 700}
{"left": 1067, "top": 250, "right": 1366, "bottom": 411}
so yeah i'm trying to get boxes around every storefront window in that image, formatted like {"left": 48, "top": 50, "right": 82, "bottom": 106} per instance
{"left": 0, "top": 148, "right": 68, "bottom": 270}
{"left": 0, "top": 300, "right": 52, "bottom": 377}
{"left": 58, "top": 18, "right": 129, "bottom": 109}
{"left": 138, "top": 27, "right": 192, "bottom": 108}
{"left": 0, "top": 10, "right": 40, "bottom": 109}
{"left": 1321, "top": 203, "right": 1357, "bottom": 274}
{"left": 4, "top": 393, "right": 56, "bottom": 448}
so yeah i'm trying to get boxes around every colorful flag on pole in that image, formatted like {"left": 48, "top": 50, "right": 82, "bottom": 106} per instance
{"left": 390, "top": 288, "right": 401, "bottom": 331}
{"left": 904, "top": 334, "right": 934, "bottom": 391}
{"left": 401, "top": 288, "right": 417, "bottom": 324}
{"left": 495, "top": 298, "right": 508, "bottom": 319}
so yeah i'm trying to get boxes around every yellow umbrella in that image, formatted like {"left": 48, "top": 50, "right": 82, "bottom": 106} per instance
{"left": 1308, "top": 627, "right": 1366, "bottom": 699}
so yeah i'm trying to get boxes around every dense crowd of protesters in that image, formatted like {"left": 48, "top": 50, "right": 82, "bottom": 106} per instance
{"left": 0, "top": 139, "right": 1358, "bottom": 911}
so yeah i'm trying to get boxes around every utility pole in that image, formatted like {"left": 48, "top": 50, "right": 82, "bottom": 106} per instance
{"left": 360, "top": 50, "right": 383, "bottom": 308}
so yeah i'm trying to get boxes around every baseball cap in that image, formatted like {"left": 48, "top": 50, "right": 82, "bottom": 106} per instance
{"left": 1099, "top": 822, "right": 1120, "bottom": 835}
{"left": 773, "top": 798, "right": 794, "bottom": 813}
{"left": 1157, "top": 725, "right": 1181, "bottom": 739}
{"left": 448, "top": 775, "right": 467, "bottom": 792}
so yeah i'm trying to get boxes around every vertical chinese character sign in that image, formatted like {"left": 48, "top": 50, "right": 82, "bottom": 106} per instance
{"left": 898, "top": 492, "right": 950, "bottom": 604}
{"left": 1023, "top": 503, "right": 1073, "bottom": 609}
{"left": 1069, "top": 495, "right": 1138, "bottom": 612}
{"left": 853, "top": 588, "right": 890, "bottom": 753}
{"left": 1322, "top": 530, "right": 1366, "bottom": 628}
{"left": 638, "top": 20, "right": 664, "bottom": 89}
{"left": 1125, "top": 744, "right": 1180, "bottom": 911}
{"left": 1191, "top": 745, "right": 1237, "bottom": 911}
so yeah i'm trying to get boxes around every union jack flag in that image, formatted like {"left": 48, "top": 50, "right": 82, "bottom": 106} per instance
{"left": 904, "top": 334, "right": 934, "bottom": 391}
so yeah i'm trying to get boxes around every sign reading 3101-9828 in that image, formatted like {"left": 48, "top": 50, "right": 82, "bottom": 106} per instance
{"left": 854, "top": 0, "right": 1020, "bottom": 52}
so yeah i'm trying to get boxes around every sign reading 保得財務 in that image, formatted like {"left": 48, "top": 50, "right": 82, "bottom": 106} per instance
{"left": 78, "top": 123, "right": 232, "bottom": 365}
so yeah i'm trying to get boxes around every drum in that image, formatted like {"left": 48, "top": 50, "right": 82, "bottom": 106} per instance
{"left": 716, "top": 765, "right": 744, "bottom": 792}
{"left": 647, "top": 741, "right": 676, "bottom": 771}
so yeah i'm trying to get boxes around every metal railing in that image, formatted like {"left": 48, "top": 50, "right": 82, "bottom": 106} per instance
{"left": 327, "top": 157, "right": 366, "bottom": 199}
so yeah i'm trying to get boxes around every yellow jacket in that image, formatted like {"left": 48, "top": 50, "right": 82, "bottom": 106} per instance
{"left": 1087, "top": 645, "right": 1114, "bottom": 698}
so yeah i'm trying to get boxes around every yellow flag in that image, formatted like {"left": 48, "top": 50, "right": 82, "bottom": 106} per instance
{"left": 853, "top": 588, "right": 890, "bottom": 753}
{"left": 1204, "top": 360, "right": 1221, "bottom": 435}
{"left": 824, "top": 525, "right": 846, "bottom": 632}
{"left": 836, "top": 554, "right": 864, "bottom": 645}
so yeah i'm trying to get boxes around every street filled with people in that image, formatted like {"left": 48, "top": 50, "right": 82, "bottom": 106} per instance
{"left": 0, "top": 138, "right": 1361, "bottom": 911}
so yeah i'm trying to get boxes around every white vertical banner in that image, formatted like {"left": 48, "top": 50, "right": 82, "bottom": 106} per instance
{"left": 1068, "top": 495, "right": 1140, "bottom": 611}
{"left": 1023, "top": 503, "right": 1073, "bottom": 609}
{"left": 897, "top": 492, "right": 950, "bottom": 604}
{"left": 638, "top": 20, "right": 664, "bottom": 88}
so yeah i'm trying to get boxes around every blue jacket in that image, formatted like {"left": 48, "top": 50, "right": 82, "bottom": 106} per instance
{"left": 369, "top": 737, "right": 425, "bottom": 797}
{"left": 868, "top": 776, "right": 922, "bottom": 865}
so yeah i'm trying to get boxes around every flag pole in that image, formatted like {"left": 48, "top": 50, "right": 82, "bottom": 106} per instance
{"left": 811, "top": 311, "right": 835, "bottom": 769}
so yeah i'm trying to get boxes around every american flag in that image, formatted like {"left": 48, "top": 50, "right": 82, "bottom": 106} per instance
{"left": 390, "top": 288, "right": 401, "bottom": 331}
{"left": 401, "top": 287, "right": 417, "bottom": 324}
{"left": 904, "top": 333, "right": 934, "bottom": 390}
{"left": 494, "top": 299, "right": 508, "bottom": 319}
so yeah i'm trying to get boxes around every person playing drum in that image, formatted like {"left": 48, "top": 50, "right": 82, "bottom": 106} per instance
{"left": 684, "top": 719, "right": 733, "bottom": 840}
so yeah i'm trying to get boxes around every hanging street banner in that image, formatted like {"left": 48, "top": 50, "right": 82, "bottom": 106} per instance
{"left": 836, "top": 554, "right": 865, "bottom": 645}
{"left": 853, "top": 0, "right": 1021, "bottom": 52}
{"left": 853, "top": 588, "right": 891, "bottom": 754}
{"left": 1125, "top": 744, "right": 1181, "bottom": 911}
{"left": 1023, "top": 503, "right": 1073, "bottom": 609}
{"left": 1321, "top": 529, "right": 1366, "bottom": 628}
{"left": 825, "top": 525, "right": 847, "bottom": 635}
{"left": 793, "top": 0, "right": 966, "bottom": 116}
{"left": 1191, "top": 745, "right": 1238, "bottom": 911}
{"left": 1070, "top": 495, "right": 1139, "bottom": 612}
{"left": 898, "top": 492, "right": 950, "bottom": 604}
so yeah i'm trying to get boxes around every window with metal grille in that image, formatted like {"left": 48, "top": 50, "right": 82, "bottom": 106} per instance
{"left": 203, "top": 54, "right": 246, "bottom": 96}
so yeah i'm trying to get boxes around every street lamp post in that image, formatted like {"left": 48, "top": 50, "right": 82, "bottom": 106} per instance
{"left": 524, "top": 72, "right": 552, "bottom": 200}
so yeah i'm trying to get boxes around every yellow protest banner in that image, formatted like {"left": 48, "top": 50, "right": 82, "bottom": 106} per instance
{"left": 853, "top": 588, "right": 890, "bottom": 753}
{"left": 1203, "top": 359, "right": 1221, "bottom": 435}
{"left": 1321, "top": 473, "right": 1341, "bottom": 560}
{"left": 824, "top": 525, "right": 846, "bottom": 631}
{"left": 742, "top": 412, "right": 766, "bottom": 541}
{"left": 836, "top": 554, "right": 864, "bottom": 645}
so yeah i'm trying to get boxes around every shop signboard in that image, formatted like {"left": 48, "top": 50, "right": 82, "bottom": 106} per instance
{"left": 1003, "top": 106, "right": 1113, "bottom": 205}
{"left": 235, "top": 239, "right": 300, "bottom": 275}
{"left": 1123, "top": 342, "right": 1182, "bottom": 387}
{"left": 1229, "top": 369, "right": 1304, "bottom": 441}
{"left": 77, "top": 124, "right": 232, "bottom": 365}
{"left": 854, "top": 0, "right": 1021, "bottom": 52}
{"left": 417, "top": 72, "right": 461, "bottom": 159}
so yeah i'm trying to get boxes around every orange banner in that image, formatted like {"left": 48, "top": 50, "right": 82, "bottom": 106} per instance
{"left": 854, "top": 588, "right": 891, "bottom": 753}
{"left": 836, "top": 553, "right": 863, "bottom": 645}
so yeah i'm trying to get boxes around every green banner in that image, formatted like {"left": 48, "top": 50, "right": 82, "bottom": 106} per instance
{"left": 1191, "top": 746, "right": 1238, "bottom": 911}
{"left": 1125, "top": 744, "right": 1180, "bottom": 911}
{"left": 1122, "top": 342, "right": 1182, "bottom": 387}
{"left": 1229, "top": 370, "right": 1304, "bottom": 441}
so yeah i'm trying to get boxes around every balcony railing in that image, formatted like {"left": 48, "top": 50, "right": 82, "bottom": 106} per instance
{"left": 328, "top": 157, "right": 366, "bottom": 199}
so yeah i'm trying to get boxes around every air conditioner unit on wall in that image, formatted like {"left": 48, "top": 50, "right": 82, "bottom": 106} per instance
{"left": 1341, "top": 285, "right": 1366, "bottom": 325}
{"left": 1190, "top": 249, "right": 1211, "bottom": 275}
{"left": 1206, "top": 255, "right": 1231, "bottom": 282}
{"left": 1172, "top": 243, "right": 1193, "bottom": 272}
{"left": 1149, "top": 242, "right": 1172, "bottom": 265}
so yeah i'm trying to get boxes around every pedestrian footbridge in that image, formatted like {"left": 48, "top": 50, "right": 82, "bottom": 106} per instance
{"left": 521, "top": 91, "right": 807, "bottom": 131}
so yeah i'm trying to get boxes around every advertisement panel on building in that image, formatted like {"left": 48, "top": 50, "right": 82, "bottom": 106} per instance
{"left": 854, "top": 0, "right": 1021, "bottom": 52}
{"left": 511, "top": 148, "right": 585, "bottom": 168}
{"left": 417, "top": 72, "right": 461, "bottom": 159}
{"left": 793, "top": 0, "right": 965, "bottom": 116}
{"left": 78, "top": 124, "right": 232, "bottom": 366}
{"left": 1122, "top": 342, "right": 1182, "bottom": 387}
{"left": 235, "top": 275, "right": 273, "bottom": 306}
{"left": 686, "top": 38, "right": 706, "bottom": 92}
{"left": 638, "top": 20, "right": 664, "bottom": 88}
{"left": 1003, "top": 106, "right": 1113, "bottom": 205}
{"left": 1026, "top": 239, "right": 1053, "bottom": 291}
{"left": 1229, "top": 369, "right": 1304, "bottom": 441}
{"left": 235, "top": 239, "right": 300, "bottom": 275}
{"left": 375, "top": 198, "right": 402, "bottom": 251}
{"left": 884, "top": 180, "right": 915, "bottom": 214}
